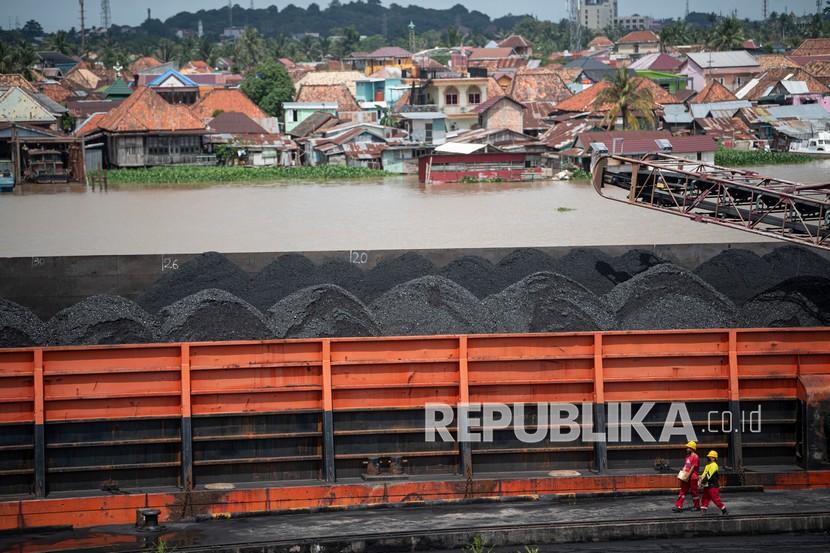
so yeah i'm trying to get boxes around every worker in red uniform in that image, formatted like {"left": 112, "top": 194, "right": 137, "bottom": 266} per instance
{"left": 672, "top": 440, "right": 700, "bottom": 512}
{"left": 700, "top": 450, "right": 728, "bottom": 515}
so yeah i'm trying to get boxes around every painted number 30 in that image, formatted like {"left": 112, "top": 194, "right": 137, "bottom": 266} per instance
{"left": 349, "top": 251, "right": 368, "bottom": 264}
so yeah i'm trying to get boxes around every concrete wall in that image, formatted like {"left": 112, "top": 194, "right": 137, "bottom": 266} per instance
{"left": 3, "top": 242, "right": 826, "bottom": 320}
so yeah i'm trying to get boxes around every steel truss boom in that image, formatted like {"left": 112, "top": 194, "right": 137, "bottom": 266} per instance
{"left": 591, "top": 153, "right": 830, "bottom": 251}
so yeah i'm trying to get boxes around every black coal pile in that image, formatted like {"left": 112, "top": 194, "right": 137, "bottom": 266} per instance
{"left": 605, "top": 264, "right": 738, "bottom": 330}
{"left": 248, "top": 254, "right": 322, "bottom": 310}
{"left": 494, "top": 248, "right": 555, "bottom": 290}
{"left": 0, "top": 298, "right": 46, "bottom": 347}
{"left": 314, "top": 260, "right": 365, "bottom": 294}
{"left": 47, "top": 295, "right": 158, "bottom": 345}
{"left": 137, "top": 252, "right": 251, "bottom": 313}
{"left": 552, "top": 248, "right": 625, "bottom": 295}
{"left": 159, "top": 289, "right": 270, "bottom": 342}
{"left": 370, "top": 276, "right": 497, "bottom": 335}
{"left": 740, "top": 277, "right": 830, "bottom": 327}
{"left": 615, "top": 249, "right": 667, "bottom": 278}
{"left": 763, "top": 246, "right": 830, "bottom": 280}
{"left": 484, "top": 272, "right": 615, "bottom": 333}
{"left": 438, "top": 256, "right": 501, "bottom": 298}
{"left": 694, "top": 249, "right": 778, "bottom": 305}
{"left": 268, "top": 284, "right": 379, "bottom": 338}
{"left": 355, "top": 253, "right": 436, "bottom": 303}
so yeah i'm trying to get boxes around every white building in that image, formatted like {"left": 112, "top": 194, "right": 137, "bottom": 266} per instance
{"left": 579, "top": 0, "right": 618, "bottom": 32}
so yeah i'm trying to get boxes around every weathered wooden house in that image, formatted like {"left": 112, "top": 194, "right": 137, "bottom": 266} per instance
{"left": 77, "top": 87, "right": 207, "bottom": 168}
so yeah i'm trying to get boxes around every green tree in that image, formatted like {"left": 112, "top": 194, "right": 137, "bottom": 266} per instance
{"left": 593, "top": 69, "right": 656, "bottom": 131}
{"left": 707, "top": 16, "right": 744, "bottom": 50}
{"left": 21, "top": 20, "right": 44, "bottom": 38}
{"left": 47, "top": 31, "right": 74, "bottom": 55}
{"left": 241, "top": 60, "right": 296, "bottom": 118}
{"left": 156, "top": 38, "right": 178, "bottom": 62}
{"left": 235, "top": 27, "right": 270, "bottom": 71}
{"left": 446, "top": 26, "right": 462, "bottom": 47}
{"left": 660, "top": 20, "right": 690, "bottom": 51}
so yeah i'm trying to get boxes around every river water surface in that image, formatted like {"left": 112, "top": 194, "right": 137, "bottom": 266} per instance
{"left": 1, "top": 161, "right": 828, "bottom": 257}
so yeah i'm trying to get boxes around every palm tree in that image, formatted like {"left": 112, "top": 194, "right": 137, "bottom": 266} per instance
{"left": 660, "top": 20, "right": 690, "bottom": 51}
{"left": 156, "top": 39, "right": 178, "bottom": 63}
{"left": 47, "top": 31, "right": 74, "bottom": 55}
{"left": 707, "top": 16, "right": 744, "bottom": 50}
{"left": 593, "top": 69, "right": 656, "bottom": 131}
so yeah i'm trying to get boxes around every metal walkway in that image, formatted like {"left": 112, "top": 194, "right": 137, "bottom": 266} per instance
{"left": 591, "top": 153, "right": 830, "bottom": 251}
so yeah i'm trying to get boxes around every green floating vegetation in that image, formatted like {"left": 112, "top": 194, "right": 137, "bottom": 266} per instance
{"left": 104, "top": 165, "right": 389, "bottom": 185}
{"left": 569, "top": 169, "right": 591, "bottom": 181}
{"left": 714, "top": 147, "right": 813, "bottom": 166}
{"left": 556, "top": 206, "right": 576, "bottom": 213}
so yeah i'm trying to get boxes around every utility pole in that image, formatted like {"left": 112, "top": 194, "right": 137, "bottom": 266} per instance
{"left": 228, "top": 0, "right": 233, "bottom": 28}
{"left": 79, "top": 0, "right": 86, "bottom": 54}
{"left": 568, "top": 0, "right": 581, "bottom": 52}
{"left": 685, "top": 0, "right": 689, "bottom": 19}
{"left": 762, "top": 0, "right": 768, "bottom": 19}
{"left": 101, "top": 0, "right": 111, "bottom": 30}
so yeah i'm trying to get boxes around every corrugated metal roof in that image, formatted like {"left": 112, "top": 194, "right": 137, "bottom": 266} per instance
{"left": 662, "top": 104, "right": 694, "bottom": 124}
{"left": 435, "top": 142, "right": 487, "bottom": 154}
{"left": 780, "top": 80, "right": 810, "bottom": 94}
{"left": 399, "top": 112, "right": 446, "bottom": 119}
{"left": 765, "top": 103, "right": 830, "bottom": 121}
{"left": 0, "top": 87, "right": 56, "bottom": 123}
{"left": 689, "top": 100, "right": 752, "bottom": 119}
{"left": 687, "top": 51, "right": 759, "bottom": 69}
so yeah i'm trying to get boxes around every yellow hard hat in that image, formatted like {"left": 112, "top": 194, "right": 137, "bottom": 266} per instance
{"left": 685, "top": 441, "right": 697, "bottom": 450}
{"left": 707, "top": 450, "right": 718, "bottom": 459}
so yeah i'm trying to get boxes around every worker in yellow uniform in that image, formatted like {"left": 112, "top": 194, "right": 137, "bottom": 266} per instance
{"left": 700, "top": 450, "right": 728, "bottom": 515}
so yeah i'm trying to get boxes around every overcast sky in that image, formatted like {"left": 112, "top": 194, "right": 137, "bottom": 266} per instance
{"left": 0, "top": 0, "right": 821, "bottom": 32}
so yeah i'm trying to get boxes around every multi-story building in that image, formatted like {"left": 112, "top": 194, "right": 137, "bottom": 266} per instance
{"left": 579, "top": 0, "right": 618, "bottom": 32}
{"left": 615, "top": 14, "right": 655, "bottom": 32}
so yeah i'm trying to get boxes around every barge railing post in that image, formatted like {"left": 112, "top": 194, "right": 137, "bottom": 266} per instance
{"left": 180, "top": 344, "right": 193, "bottom": 491}
{"left": 33, "top": 349, "right": 46, "bottom": 498}
{"left": 728, "top": 330, "right": 744, "bottom": 471}
{"left": 592, "top": 333, "right": 608, "bottom": 473}
{"left": 322, "top": 339, "right": 336, "bottom": 483}
{"left": 458, "top": 336, "right": 473, "bottom": 478}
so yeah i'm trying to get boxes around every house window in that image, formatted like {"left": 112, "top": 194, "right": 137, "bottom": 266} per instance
{"left": 444, "top": 87, "right": 459, "bottom": 106}
{"left": 425, "top": 122, "right": 433, "bottom": 143}
{"left": 291, "top": 110, "right": 298, "bottom": 122}
{"left": 467, "top": 85, "right": 481, "bottom": 105}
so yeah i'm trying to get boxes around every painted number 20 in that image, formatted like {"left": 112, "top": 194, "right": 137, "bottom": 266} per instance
{"left": 350, "top": 251, "right": 368, "bottom": 264}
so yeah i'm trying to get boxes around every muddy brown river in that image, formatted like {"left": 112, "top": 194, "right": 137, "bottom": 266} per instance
{"left": 1, "top": 161, "right": 828, "bottom": 257}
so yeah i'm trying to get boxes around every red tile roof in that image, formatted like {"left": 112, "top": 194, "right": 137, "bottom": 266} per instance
{"left": 74, "top": 112, "right": 107, "bottom": 137}
{"left": 37, "top": 81, "right": 73, "bottom": 104}
{"left": 739, "top": 68, "right": 830, "bottom": 101}
{"left": 472, "top": 95, "right": 523, "bottom": 114}
{"left": 690, "top": 80, "right": 737, "bottom": 104}
{"left": 94, "top": 86, "right": 206, "bottom": 133}
{"left": 207, "top": 111, "right": 268, "bottom": 134}
{"left": 588, "top": 36, "right": 614, "bottom": 49}
{"left": 295, "top": 84, "right": 361, "bottom": 112}
{"left": 498, "top": 35, "right": 533, "bottom": 49}
{"left": 468, "top": 48, "right": 516, "bottom": 60}
{"left": 129, "top": 56, "right": 163, "bottom": 75}
{"left": 792, "top": 38, "right": 830, "bottom": 57}
{"left": 555, "top": 77, "right": 675, "bottom": 113}
{"left": 368, "top": 46, "right": 412, "bottom": 58}
{"left": 191, "top": 88, "right": 267, "bottom": 122}
{"left": 0, "top": 74, "right": 36, "bottom": 92}
{"left": 618, "top": 31, "right": 660, "bottom": 44}
{"left": 508, "top": 68, "right": 573, "bottom": 104}
{"left": 522, "top": 101, "right": 558, "bottom": 131}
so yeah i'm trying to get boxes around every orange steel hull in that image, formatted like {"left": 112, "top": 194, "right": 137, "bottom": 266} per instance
{"left": 1, "top": 327, "right": 829, "bottom": 531}
{"left": 3, "top": 471, "right": 830, "bottom": 531}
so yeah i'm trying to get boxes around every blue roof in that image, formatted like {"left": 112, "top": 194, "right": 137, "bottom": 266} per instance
{"left": 148, "top": 69, "right": 198, "bottom": 88}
